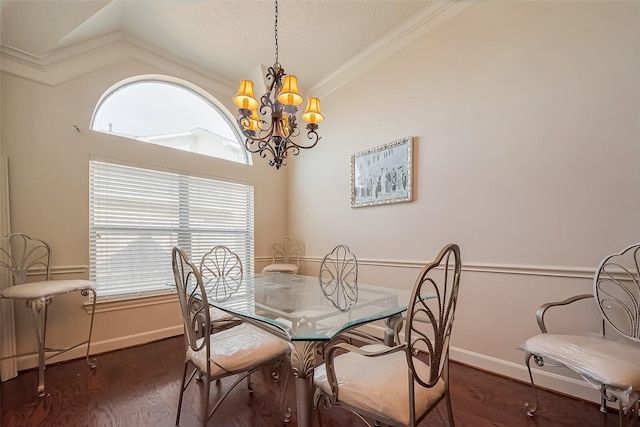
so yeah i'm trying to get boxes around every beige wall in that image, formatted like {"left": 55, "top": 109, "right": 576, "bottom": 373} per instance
{"left": 288, "top": 1, "right": 640, "bottom": 402}
{"left": 1, "top": 0, "right": 639, "bottom": 404}
{"left": 0, "top": 52, "right": 288, "bottom": 368}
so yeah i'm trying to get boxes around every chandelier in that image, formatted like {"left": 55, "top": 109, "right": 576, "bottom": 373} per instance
{"left": 233, "top": 0, "right": 324, "bottom": 170}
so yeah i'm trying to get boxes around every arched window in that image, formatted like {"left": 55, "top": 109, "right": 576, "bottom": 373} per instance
{"left": 90, "top": 76, "right": 250, "bottom": 165}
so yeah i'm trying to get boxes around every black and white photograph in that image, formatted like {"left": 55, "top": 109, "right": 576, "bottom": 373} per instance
{"left": 350, "top": 136, "right": 413, "bottom": 208}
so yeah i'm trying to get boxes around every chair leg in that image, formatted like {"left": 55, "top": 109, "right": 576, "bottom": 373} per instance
{"left": 445, "top": 386, "right": 455, "bottom": 426}
{"left": 621, "top": 398, "right": 640, "bottom": 427}
{"left": 619, "top": 399, "right": 625, "bottom": 427}
{"left": 600, "top": 386, "right": 608, "bottom": 413}
{"left": 27, "top": 297, "right": 48, "bottom": 397}
{"left": 176, "top": 362, "right": 189, "bottom": 426}
{"left": 83, "top": 288, "right": 98, "bottom": 369}
{"left": 443, "top": 359, "right": 455, "bottom": 426}
{"left": 247, "top": 372, "right": 254, "bottom": 393}
{"left": 524, "top": 352, "right": 540, "bottom": 417}
{"left": 202, "top": 373, "right": 211, "bottom": 427}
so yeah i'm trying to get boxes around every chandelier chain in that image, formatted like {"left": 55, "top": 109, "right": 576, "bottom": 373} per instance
{"left": 274, "top": 0, "right": 279, "bottom": 65}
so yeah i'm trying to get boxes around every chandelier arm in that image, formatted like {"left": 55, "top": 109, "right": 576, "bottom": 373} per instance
{"left": 244, "top": 137, "right": 276, "bottom": 158}
{"left": 259, "top": 92, "right": 275, "bottom": 115}
{"left": 289, "top": 126, "right": 300, "bottom": 139}
{"left": 281, "top": 129, "right": 321, "bottom": 153}
{"left": 284, "top": 144, "right": 301, "bottom": 158}
{"left": 239, "top": 126, "right": 277, "bottom": 146}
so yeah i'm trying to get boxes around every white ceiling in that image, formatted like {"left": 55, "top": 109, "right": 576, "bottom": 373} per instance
{"left": 0, "top": 0, "right": 460, "bottom": 93}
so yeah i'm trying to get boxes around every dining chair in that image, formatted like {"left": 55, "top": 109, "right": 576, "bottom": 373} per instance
{"left": 522, "top": 242, "right": 640, "bottom": 425}
{"left": 172, "top": 246, "right": 290, "bottom": 427}
{"left": 0, "top": 232, "right": 97, "bottom": 396}
{"left": 262, "top": 236, "right": 302, "bottom": 274}
{"left": 314, "top": 243, "right": 462, "bottom": 427}
{"left": 319, "top": 244, "right": 359, "bottom": 311}
{"left": 199, "top": 245, "right": 244, "bottom": 332}
{"left": 317, "top": 244, "right": 396, "bottom": 348}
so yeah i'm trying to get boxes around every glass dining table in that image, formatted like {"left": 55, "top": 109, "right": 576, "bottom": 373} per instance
{"left": 204, "top": 272, "right": 412, "bottom": 427}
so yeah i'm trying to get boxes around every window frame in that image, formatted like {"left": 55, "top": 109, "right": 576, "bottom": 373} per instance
{"left": 89, "top": 75, "right": 251, "bottom": 165}
{"left": 88, "top": 158, "right": 255, "bottom": 301}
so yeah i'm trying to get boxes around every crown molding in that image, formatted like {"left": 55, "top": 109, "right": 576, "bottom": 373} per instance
{"left": 311, "top": 0, "right": 474, "bottom": 99}
{"left": 0, "top": 31, "right": 236, "bottom": 96}
{"left": 1, "top": 2, "right": 472, "bottom": 98}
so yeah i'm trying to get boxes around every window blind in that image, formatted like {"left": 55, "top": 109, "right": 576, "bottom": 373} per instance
{"left": 89, "top": 160, "right": 254, "bottom": 300}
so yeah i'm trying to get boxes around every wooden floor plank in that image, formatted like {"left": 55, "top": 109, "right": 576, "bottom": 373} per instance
{"left": 0, "top": 336, "right": 621, "bottom": 426}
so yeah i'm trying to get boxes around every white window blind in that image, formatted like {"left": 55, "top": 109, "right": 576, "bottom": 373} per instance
{"left": 89, "top": 160, "right": 254, "bottom": 300}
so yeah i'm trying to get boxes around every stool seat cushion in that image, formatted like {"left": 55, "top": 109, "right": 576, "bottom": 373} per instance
{"left": 1, "top": 279, "right": 95, "bottom": 299}
{"left": 262, "top": 263, "right": 298, "bottom": 274}
{"left": 523, "top": 334, "right": 640, "bottom": 391}
{"left": 523, "top": 332, "right": 640, "bottom": 407}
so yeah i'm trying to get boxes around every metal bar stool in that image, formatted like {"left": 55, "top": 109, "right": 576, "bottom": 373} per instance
{"left": 0, "top": 233, "right": 97, "bottom": 396}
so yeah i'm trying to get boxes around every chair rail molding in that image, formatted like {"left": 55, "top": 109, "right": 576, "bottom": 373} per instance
{"left": 25, "top": 264, "right": 89, "bottom": 277}
{"left": 294, "top": 256, "right": 595, "bottom": 280}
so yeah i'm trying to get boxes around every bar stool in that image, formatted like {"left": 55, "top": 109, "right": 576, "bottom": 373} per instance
{"left": 262, "top": 236, "right": 302, "bottom": 274}
{"left": 0, "top": 233, "right": 97, "bottom": 396}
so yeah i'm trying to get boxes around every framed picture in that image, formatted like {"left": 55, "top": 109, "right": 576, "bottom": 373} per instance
{"left": 350, "top": 136, "right": 413, "bottom": 208}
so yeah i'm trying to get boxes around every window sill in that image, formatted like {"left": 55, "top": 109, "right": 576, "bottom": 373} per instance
{"left": 83, "top": 291, "right": 178, "bottom": 314}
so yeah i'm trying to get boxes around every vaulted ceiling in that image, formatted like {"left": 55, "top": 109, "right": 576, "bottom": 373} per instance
{"left": 0, "top": 1, "right": 465, "bottom": 95}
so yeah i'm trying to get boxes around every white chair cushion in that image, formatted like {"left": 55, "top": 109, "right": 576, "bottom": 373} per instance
{"left": 262, "top": 263, "right": 299, "bottom": 274}
{"left": 209, "top": 307, "right": 236, "bottom": 321}
{"left": 523, "top": 333, "right": 640, "bottom": 392}
{"left": 314, "top": 344, "right": 445, "bottom": 425}
{"left": 187, "top": 323, "right": 290, "bottom": 377}
{"left": 0, "top": 279, "right": 95, "bottom": 299}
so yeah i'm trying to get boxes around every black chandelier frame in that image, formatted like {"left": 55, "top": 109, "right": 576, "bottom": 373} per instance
{"left": 235, "top": 0, "right": 321, "bottom": 170}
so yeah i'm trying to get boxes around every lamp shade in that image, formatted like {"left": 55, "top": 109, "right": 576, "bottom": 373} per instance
{"left": 247, "top": 109, "right": 261, "bottom": 131}
{"left": 302, "top": 97, "right": 324, "bottom": 124}
{"left": 277, "top": 75, "right": 304, "bottom": 106}
{"left": 233, "top": 80, "right": 259, "bottom": 110}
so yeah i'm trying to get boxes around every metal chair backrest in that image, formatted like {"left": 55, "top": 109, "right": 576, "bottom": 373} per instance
{"left": 319, "top": 244, "right": 358, "bottom": 311}
{"left": 593, "top": 243, "right": 640, "bottom": 342}
{"left": 199, "top": 246, "right": 243, "bottom": 303}
{"left": 172, "top": 247, "right": 211, "bottom": 354}
{"left": 0, "top": 233, "right": 51, "bottom": 284}
{"left": 272, "top": 236, "right": 302, "bottom": 266}
{"left": 405, "top": 243, "right": 461, "bottom": 388}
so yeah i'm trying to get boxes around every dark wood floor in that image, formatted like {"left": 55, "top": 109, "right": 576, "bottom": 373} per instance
{"left": 0, "top": 335, "right": 620, "bottom": 427}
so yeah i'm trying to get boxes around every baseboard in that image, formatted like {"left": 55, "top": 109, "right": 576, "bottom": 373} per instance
{"left": 356, "top": 323, "right": 602, "bottom": 405}
{"left": 449, "top": 347, "right": 603, "bottom": 405}
{"left": 15, "top": 325, "right": 183, "bottom": 372}
{"left": 14, "top": 320, "right": 604, "bottom": 407}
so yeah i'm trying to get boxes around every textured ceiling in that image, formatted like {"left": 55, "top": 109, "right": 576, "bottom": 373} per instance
{"left": 0, "top": 0, "right": 438, "bottom": 91}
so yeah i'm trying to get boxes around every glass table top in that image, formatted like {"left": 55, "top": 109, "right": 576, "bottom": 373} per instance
{"left": 205, "top": 273, "right": 412, "bottom": 341}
